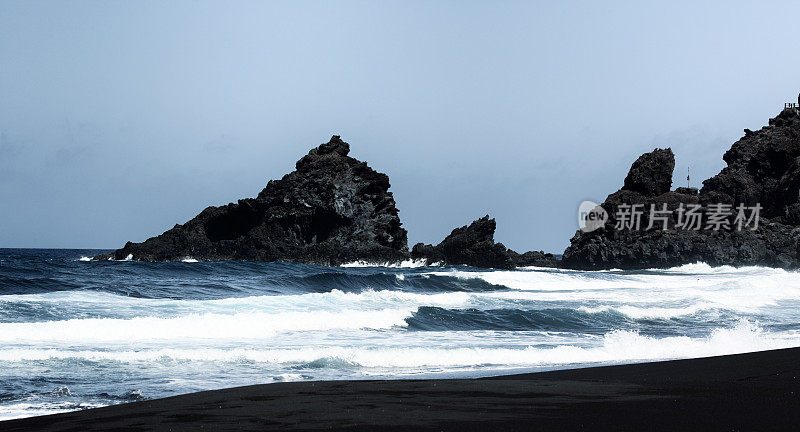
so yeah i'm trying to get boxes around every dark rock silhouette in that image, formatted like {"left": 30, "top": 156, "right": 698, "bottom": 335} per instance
{"left": 622, "top": 148, "right": 675, "bottom": 196}
{"left": 562, "top": 108, "right": 800, "bottom": 269}
{"left": 411, "top": 216, "right": 513, "bottom": 269}
{"left": 506, "top": 249, "right": 560, "bottom": 268}
{"left": 95, "top": 136, "right": 408, "bottom": 265}
{"left": 99, "top": 105, "right": 800, "bottom": 272}
{"left": 411, "top": 216, "right": 558, "bottom": 269}
{"left": 701, "top": 107, "right": 800, "bottom": 221}
{"left": 674, "top": 187, "right": 698, "bottom": 195}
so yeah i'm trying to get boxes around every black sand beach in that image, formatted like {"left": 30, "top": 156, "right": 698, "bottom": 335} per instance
{"left": 3, "top": 347, "right": 800, "bottom": 431}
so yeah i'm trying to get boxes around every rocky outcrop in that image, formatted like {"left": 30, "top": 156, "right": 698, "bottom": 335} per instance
{"left": 95, "top": 136, "right": 409, "bottom": 265}
{"left": 701, "top": 108, "right": 800, "bottom": 222}
{"left": 562, "top": 108, "right": 800, "bottom": 270}
{"left": 623, "top": 148, "right": 675, "bottom": 196}
{"left": 411, "top": 215, "right": 558, "bottom": 269}
{"left": 506, "top": 249, "right": 560, "bottom": 268}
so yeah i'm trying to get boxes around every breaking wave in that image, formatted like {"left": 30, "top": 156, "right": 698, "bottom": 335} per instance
{"left": 3, "top": 249, "right": 800, "bottom": 420}
{"left": 0, "top": 321, "right": 790, "bottom": 369}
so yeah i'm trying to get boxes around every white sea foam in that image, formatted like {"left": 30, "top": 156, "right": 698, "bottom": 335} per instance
{"left": 273, "top": 373, "right": 305, "bottom": 382}
{"left": 3, "top": 265, "right": 800, "bottom": 322}
{"left": 78, "top": 256, "right": 92, "bottom": 262}
{"left": 0, "top": 308, "right": 415, "bottom": 343}
{"left": 658, "top": 262, "right": 785, "bottom": 274}
{"left": 422, "top": 264, "right": 800, "bottom": 315}
{"left": 0, "top": 401, "right": 106, "bottom": 422}
{"left": 0, "top": 321, "right": 792, "bottom": 369}
{"left": 181, "top": 257, "right": 199, "bottom": 263}
{"left": 0, "top": 289, "right": 473, "bottom": 319}
{"left": 428, "top": 263, "right": 800, "bottom": 293}
{"left": 5, "top": 259, "right": 800, "bottom": 421}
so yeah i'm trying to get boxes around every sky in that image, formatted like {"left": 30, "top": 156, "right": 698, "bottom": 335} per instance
{"left": 2, "top": 0, "right": 800, "bottom": 253}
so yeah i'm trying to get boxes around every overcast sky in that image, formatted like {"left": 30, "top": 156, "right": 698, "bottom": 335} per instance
{"left": 2, "top": 1, "right": 799, "bottom": 252}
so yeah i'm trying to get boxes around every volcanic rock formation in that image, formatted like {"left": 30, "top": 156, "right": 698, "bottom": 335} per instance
{"left": 561, "top": 108, "right": 800, "bottom": 269}
{"left": 411, "top": 215, "right": 558, "bottom": 269}
{"left": 95, "top": 136, "right": 408, "bottom": 265}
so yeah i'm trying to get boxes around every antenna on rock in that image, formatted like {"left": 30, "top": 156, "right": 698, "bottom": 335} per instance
{"left": 687, "top": 167, "right": 690, "bottom": 189}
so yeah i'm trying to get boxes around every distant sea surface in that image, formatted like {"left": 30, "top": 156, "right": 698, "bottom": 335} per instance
{"left": 2, "top": 248, "right": 800, "bottom": 420}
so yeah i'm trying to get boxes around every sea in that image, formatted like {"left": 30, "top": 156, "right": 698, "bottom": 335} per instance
{"left": 2, "top": 248, "right": 800, "bottom": 420}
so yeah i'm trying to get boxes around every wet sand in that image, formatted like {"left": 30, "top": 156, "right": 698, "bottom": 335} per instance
{"left": 3, "top": 347, "right": 800, "bottom": 431}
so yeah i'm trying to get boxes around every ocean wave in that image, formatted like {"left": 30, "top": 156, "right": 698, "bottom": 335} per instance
{"left": 0, "top": 308, "right": 415, "bottom": 342}
{"left": 6, "top": 250, "right": 800, "bottom": 423}
{"left": 658, "top": 262, "right": 794, "bottom": 274}
{"left": 576, "top": 303, "right": 719, "bottom": 320}
{"left": 406, "top": 306, "right": 632, "bottom": 332}
{"left": 428, "top": 263, "right": 800, "bottom": 293}
{"left": 0, "top": 289, "right": 473, "bottom": 318}
{"left": 2, "top": 281, "right": 797, "bottom": 329}
{"left": 0, "top": 321, "right": 792, "bottom": 368}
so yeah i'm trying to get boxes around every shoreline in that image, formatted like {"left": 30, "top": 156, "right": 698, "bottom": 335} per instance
{"left": 3, "top": 347, "right": 800, "bottom": 431}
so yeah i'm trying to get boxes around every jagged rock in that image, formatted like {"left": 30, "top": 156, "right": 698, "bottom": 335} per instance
{"left": 411, "top": 215, "right": 559, "bottom": 269}
{"left": 95, "top": 136, "right": 409, "bottom": 265}
{"left": 622, "top": 148, "right": 675, "bottom": 196}
{"left": 506, "top": 250, "right": 559, "bottom": 268}
{"left": 702, "top": 107, "right": 800, "bottom": 219}
{"left": 411, "top": 216, "right": 513, "bottom": 269}
{"left": 562, "top": 108, "right": 800, "bottom": 270}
